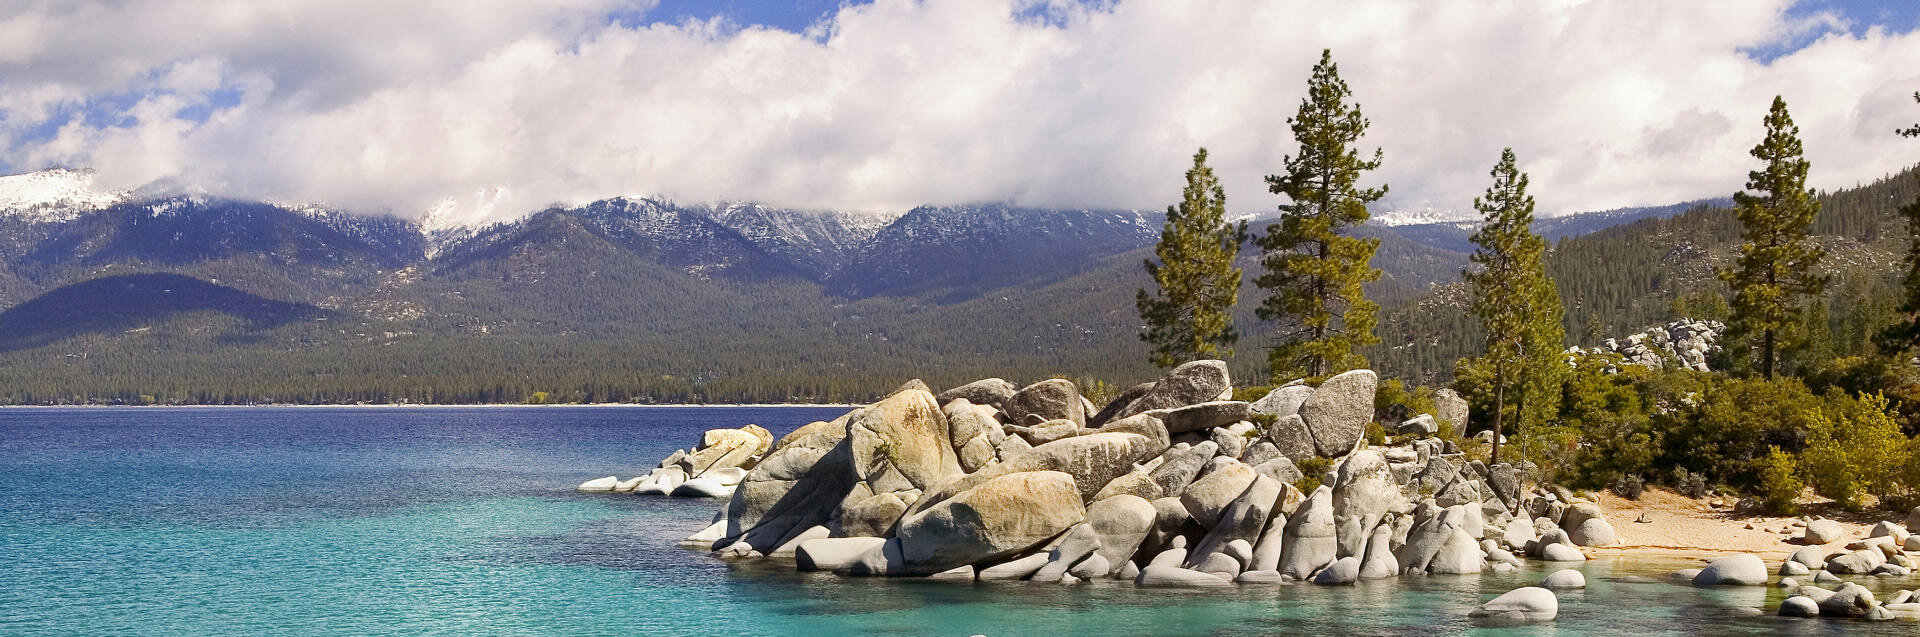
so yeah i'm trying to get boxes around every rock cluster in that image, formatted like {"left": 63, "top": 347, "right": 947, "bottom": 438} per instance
{"left": 654, "top": 360, "right": 1615, "bottom": 592}
{"left": 1567, "top": 319, "right": 1723, "bottom": 372}
{"left": 578, "top": 424, "right": 774, "bottom": 498}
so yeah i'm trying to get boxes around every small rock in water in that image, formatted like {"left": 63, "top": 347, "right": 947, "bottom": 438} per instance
{"left": 1541, "top": 569, "right": 1585, "bottom": 589}
{"left": 1779, "top": 560, "right": 1809, "bottom": 576}
{"left": 1470, "top": 586, "right": 1558, "bottom": 624}
{"left": 576, "top": 476, "right": 619, "bottom": 492}
{"left": 1778, "top": 596, "right": 1819, "bottom": 618}
{"left": 1692, "top": 554, "right": 1768, "bottom": 586}
{"left": 1814, "top": 570, "right": 1841, "bottom": 583}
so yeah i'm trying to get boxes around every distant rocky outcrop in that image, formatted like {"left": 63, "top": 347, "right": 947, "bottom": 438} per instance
{"left": 638, "top": 360, "right": 1618, "bottom": 589}
{"left": 578, "top": 424, "right": 774, "bottom": 497}
{"left": 1568, "top": 319, "right": 1724, "bottom": 372}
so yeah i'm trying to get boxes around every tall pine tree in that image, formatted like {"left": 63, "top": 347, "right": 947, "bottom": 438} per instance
{"left": 1137, "top": 148, "right": 1249, "bottom": 368}
{"left": 1255, "top": 49, "right": 1385, "bottom": 381}
{"left": 1879, "top": 91, "right": 1920, "bottom": 359}
{"left": 1718, "top": 96, "right": 1826, "bottom": 380}
{"left": 1462, "top": 148, "right": 1563, "bottom": 466}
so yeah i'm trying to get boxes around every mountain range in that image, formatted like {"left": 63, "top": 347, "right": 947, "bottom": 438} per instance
{"left": 0, "top": 166, "right": 1907, "bottom": 404}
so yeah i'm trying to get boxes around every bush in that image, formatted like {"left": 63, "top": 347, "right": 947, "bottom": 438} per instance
{"left": 1374, "top": 379, "right": 1437, "bottom": 426}
{"left": 1670, "top": 467, "right": 1710, "bottom": 499}
{"left": 1801, "top": 392, "right": 1906, "bottom": 512}
{"left": 1657, "top": 374, "right": 1813, "bottom": 490}
{"left": 1294, "top": 456, "right": 1334, "bottom": 495}
{"left": 1755, "top": 446, "right": 1803, "bottom": 515}
{"left": 1233, "top": 385, "right": 1276, "bottom": 403}
{"left": 1609, "top": 474, "right": 1646, "bottom": 500}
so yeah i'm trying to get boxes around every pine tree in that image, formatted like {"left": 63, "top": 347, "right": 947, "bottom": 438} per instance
{"left": 1718, "top": 96, "right": 1827, "bottom": 380}
{"left": 1879, "top": 92, "right": 1920, "bottom": 359}
{"left": 1255, "top": 49, "right": 1385, "bottom": 381}
{"left": 1137, "top": 148, "right": 1250, "bottom": 368}
{"left": 1462, "top": 148, "right": 1563, "bottom": 465}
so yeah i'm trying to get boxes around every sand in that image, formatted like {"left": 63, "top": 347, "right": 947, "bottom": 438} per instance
{"left": 1586, "top": 488, "right": 1884, "bottom": 562}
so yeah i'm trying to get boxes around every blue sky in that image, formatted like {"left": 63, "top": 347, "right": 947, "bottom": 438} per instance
{"left": 3, "top": 0, "right": 1918, "bottom": 222}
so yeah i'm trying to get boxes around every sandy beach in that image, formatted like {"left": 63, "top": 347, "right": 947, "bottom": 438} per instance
{"left": 1591, "top": 488, "right": 1883, "bottom": 562}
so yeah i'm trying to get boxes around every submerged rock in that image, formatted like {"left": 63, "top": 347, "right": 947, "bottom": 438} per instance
{"left": 1470, "top": 587, "right": 1558, "bottom": 624}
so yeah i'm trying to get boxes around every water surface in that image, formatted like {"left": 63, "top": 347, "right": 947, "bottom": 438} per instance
{"left": 0, "top": 407, "right": 1908, "bottom": 635}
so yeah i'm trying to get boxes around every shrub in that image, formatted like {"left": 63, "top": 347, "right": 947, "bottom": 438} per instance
{"left": 1233, "top": 385, "right": 1276, "bottom": 403}
{"left": 1801, "top": 392, "right": 1906, "bottom": 512}
{"left": 1609, "top": 474, "right": 1646, "bottom": 500}
{"left": 1294, "top": 456, "right": 1334, "bottom": 495}
{"left": 1755, "top": 446, "right": 1803, "bottom": 515}
{"left": 1670, "top": 467, "right": 1710, "bottom": 499}
{"left": 1657, "top": 374, "right": 1813, "bottom": 490}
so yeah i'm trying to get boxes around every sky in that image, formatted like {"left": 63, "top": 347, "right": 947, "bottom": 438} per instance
{"left": 1, "top": 0, "right": 1918, "bottom": 226}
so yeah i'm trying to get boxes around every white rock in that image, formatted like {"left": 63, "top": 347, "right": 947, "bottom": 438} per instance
{"left": 1541, "top": 569, "right": 1586, "bottom": 589}
{"left": 576, "top": 476, "right": 619, "bottom": 492}
{"left": 1693, "top": 554, "right": 1768, "bottom": 586}
{"left": 670, "top": 477, "right": 735, "bottom": 498}
{"left": 612, "top": 477, "right": 643, "bottom": 492}
{"left": 1804, "top": 519, "right": 1844, "bottom": 544}
{"left": 1470, "top": 587, "right": 1558, "bottom": 623}
{"left": 795, "top": 537, "right": 889, "bottom": 572}
{"left": 1540, "top": 543, "right": 1586, "bottom": 562}
{"left": 1136, "top": 565, "right": 1232, "bottom": 587}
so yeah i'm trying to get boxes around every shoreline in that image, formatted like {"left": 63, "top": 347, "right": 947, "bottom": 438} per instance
{"left": 0, "top": 402, "right": 861, "bottom": 409}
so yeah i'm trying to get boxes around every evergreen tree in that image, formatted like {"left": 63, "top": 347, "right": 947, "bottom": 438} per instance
{"left": 1880, "top": 92, "right": 1920, "bottom": 359}
{"left": 1137, "top": 148, "right": 1250, "bottom": 368}
{"left": 1718, "top": 96, "right": 1827, "bottom": 380}
{"left": 1255, "top": 49, "right": 1385, "bottom": 381}
{"left": 1462, "top": 148, "right": 1564, "bottom": 465}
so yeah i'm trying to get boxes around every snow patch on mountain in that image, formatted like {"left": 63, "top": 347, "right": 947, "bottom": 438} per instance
{"left": 0, "top": 169, "right": 129, "bottom": 222}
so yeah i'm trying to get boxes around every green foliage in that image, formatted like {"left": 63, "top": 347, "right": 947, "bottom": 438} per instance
{"left": 1755, "top": 446, "right": 1803, "bottom": 515}
{"left": 1294, "top": 456, "right": 1334, "bottom": 495}
{"left": 528, "top": 391, "right": 552, "bottom": 404}
{"left": 1463, "top": 148, "right": 1565, "bottom": 464}
{"left": 1879, "top": 169, "right": 1920, "bottom": 359}
{"left": 1255, "top": 49, "right": 1384, "bottom": 381}
{"left": 1800, "top": 392, "right": 1906, "bottom": 512}
{"left": 1233, "top": 385, "right": 1276, "bottom": 403}
{"left": 1658, "top": 374, "right": 1812, "bottom": 490}
{"left": 1372, "top": 378, "right": 1436, "bottom": 424}
{"left": 1138, "top": 148, "right": 1249, "bottom": 368}
{"left": 1719, "top": 96, "right": 1828, "bottom": 380}
{"left": 1077, "top": 378, "right": 1123, "bottom": 410}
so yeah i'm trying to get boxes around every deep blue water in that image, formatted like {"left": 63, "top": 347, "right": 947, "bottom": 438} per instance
{"left": 0, "top": 406, "right": 1912, "bottom": 636}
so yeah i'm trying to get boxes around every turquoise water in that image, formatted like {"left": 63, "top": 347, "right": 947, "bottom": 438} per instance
{"left": 0, "top": 407, "right": 1910, "bottom": 635}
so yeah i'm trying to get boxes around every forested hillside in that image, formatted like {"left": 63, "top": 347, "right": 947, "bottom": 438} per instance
{"left": 1372, "top": 166, "right": 1918, "bottom": 384}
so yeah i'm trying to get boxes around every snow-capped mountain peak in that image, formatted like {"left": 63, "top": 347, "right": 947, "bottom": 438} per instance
{"left": 0, "top": 168, "right": 130, "bottom": 222}
{"left": 1371, "top": 205, "right": 1475, "bottom": 227}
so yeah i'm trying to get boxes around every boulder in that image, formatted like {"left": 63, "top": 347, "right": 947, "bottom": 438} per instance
{"left": 1396, "top": 414, "right": 1437, "bottom": 436}
{"left": 1433, "top": 389, "right": 1469, "bottom": 430}
{"left": 915, "top": 432, "right": 1163, "bottom": 513}
{"left": 927, "top": 565, "right": 974, "bottom": 581}
{"left": 1096, "top": 413, "right": 1170, "bottom": 449}
{"left": 1778, "top": 596, "right": 1820, "bottom": 618}
{"left": 1180, "top": 459, "right": 1258, "bottom": 527}
{"left": 768, "top": 525, "right": 831, "bottom": 558}
{"left": 833, "top": 491, "right": 909, "bottom": 537}
{"left": 576, "top": 476, "right": 619, "bottom": 492}
{"left": 1250, "top": 384, "right": 1313, "bottom": 418}
{"left": 1111, "top": 360, "right": 1232, "bottom": 422}
{"left": 1692, "top": 554, "right": 1768, "bottom": 586}
{"left": 1068, "top": 554, "right": 1111, "bottom": 580}
{"left": 1189, "top": 552, "right": 1242, "bottom": 578}
{"left": 1819, "top": 582, "right": 1877, "bottom": 617}
{"left": 1869, "top": 521, "right": 1909, "bottom": 543}
{"left": 1210, "top": 422, "right": 1257, "bottom": 459}
{"left": 1007, "top": 419, "right": 1081, "bottom": 446}
{"left": 1031, "top": 524, "right": 1101, "bottom": 582}
{"left": 1087, "top": 382, "right": 1157, "bottom": 428}
{"left": 1092, "top": 469, "right": 1164, "bottom": 502}
{"left": 795, "top": 537, "right": 889, "bottom": 572}
{"left": 977, "top": 553, "right": 1052, "bottom": 580}
{"left": 1470, "top": 587, "right": 1558, "bottom": 624}
{"left": 847, "top": 389, "right": 961, "bottom": 496}
{"left": 671, "top": 477, "right": 735, "bottom": 498}
{"left": 1005, "top": 379, "right": 1085, "bottom": 427}
{"left": 1358, "top": 523, "right": 1398, "bottom": 579}
{"left": 1804, "top": 519, "right": 1844, "bottom": 544}
{"left": 722, "top": 418, "right": 854, "bottom": 552}
{"left": 1541, "top": 569, "right": 1586, "bottom": 589}
{"left": 1486, "top": 463, "right": 1520, "bottom": 506}
{"left": 1158, "top": 401, "right": 1253, "bottom": 434}
{"left": 1780, "top": 560, "right": 1810, "bottom": 576}
{"left": 1789, "top": 545, "right": 1834, "bottom": 569}
{"left": 1149, "top": 441, "right": 1218, "bottom": 497}
{"left": 684, "top": 426, "right": 773, "bottom": 473}
{"left": 1279, "top": 486, "right": 1337, "bottom": 579}
{"left": 1252, "top": 457, "right": 1304, "bottom": 486}
{"left": 1827, "top": 548, "right": 1886, "bottom": 574}
{"left": 1136, "top": 565, "right": 1232, "bottom": 587}
{"left": 1264, "top": 414, "right": 1319, "bottom": 463}
{"left": 1189, "top": 475, "right": 1281, "bottom": 569}
{"left": 1331, "top": 450, "right": 1395, "bottom": 558}
{"left": 894, "top": 470, "right": 1086, "bottom": 575}
{"left": 1313, "top": 556, "right": 1361, "bottom": 585}
{"left": 1568, "top": 517, "right": 1617, "bottom": 547}
{"left": 1299, "top": 369, "right": 1377, "bottom": 457}
{"left": 1540, "top": 543, "right": 1586, "bottom": 562}
{"left": 937, "top": 378, "right": 1017, "bottom": 409}
{"left": 1249, "top": 513, "right": 1289, "bottom": 572}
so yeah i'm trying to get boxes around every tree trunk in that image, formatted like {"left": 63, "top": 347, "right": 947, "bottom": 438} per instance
{"left": 1491, "top": 358, "right": 1506, "bottom": 466}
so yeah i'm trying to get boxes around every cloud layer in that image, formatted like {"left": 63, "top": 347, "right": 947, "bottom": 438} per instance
{"left": 3, "top": 0, "right": 1918, "bottom": 223}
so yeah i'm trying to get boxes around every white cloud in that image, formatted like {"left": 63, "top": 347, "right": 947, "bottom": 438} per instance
{"left": 1, "top": 0, "right": 1918, "bottom": 222}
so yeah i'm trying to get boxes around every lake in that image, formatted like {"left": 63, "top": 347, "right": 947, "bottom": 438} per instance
{"left": 0, "top": 406, "right": 1907, "bottom": 635}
